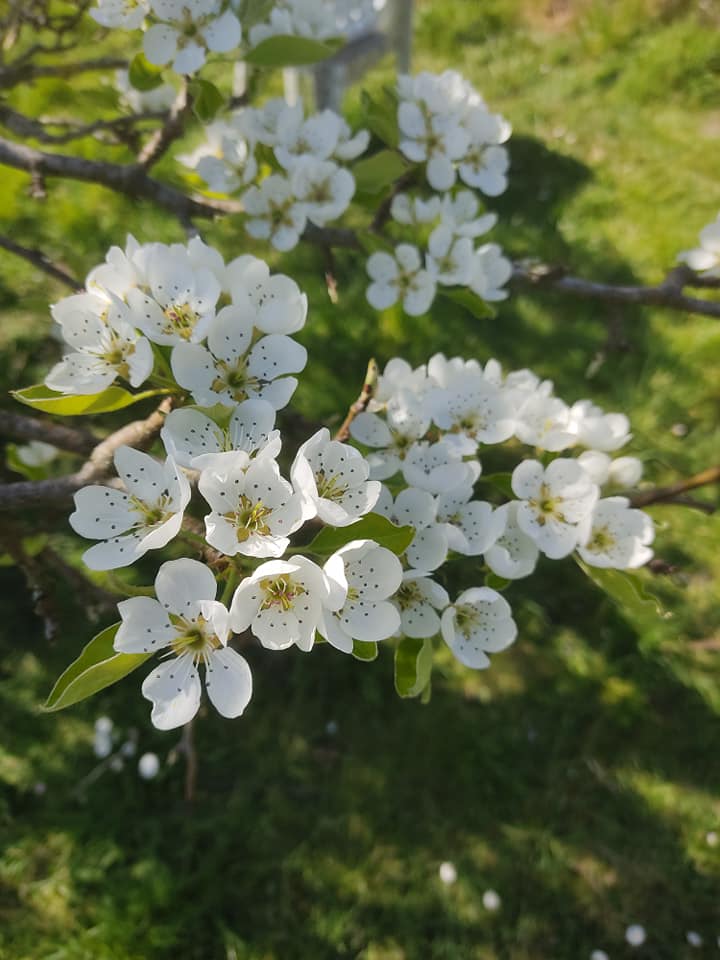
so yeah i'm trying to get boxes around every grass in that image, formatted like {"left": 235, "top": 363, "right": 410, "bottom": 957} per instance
{"left": 1, "top": 1, "right": 720, "bottom": 958}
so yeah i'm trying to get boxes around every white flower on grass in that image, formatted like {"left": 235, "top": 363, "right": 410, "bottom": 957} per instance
{"left": 230, "top": 556, "right": 346, "bottom": 652}
{"left": 171, "top": 314, "right": 307, "bottom": 410}
{"left": 242, "top": 175, "right": 307, "bottom": 252}
{"left": 441, "top": 587, "right": 517, "bottom": 668}
{"left": 46, "top": 293, "right": 154, "bottom": 395}
{"left": 468, "top": 243, "right": 512, "bottom": 301}
{"left": 291, "top": 428, "right": 381, "bottom": 525}
{"left": 392, "top": 571, "right": 449, "bottom": 638}
{"left": 318, "top": 540, "right": 403, "bottom": 653}
{"left": 402, "top": 439, "right": 480, "bottom": 495}
{"left": 115, "top": 559, "right": 252, "bottom": 729}
{"left": 225, "top": 258, "right": 308, "bottom": 335}
{"left": 366, "top": 244, "right": 436, "bottom": 316}
{"left": 127, "top": 246, "right": 221, "bottom": 345}
{"left": 436, "top": 490, "right": 505, "bottom": 556}
{"left": 290, "top": 157, "right": 355, "bottom": 226}
{"left": 350, "top": 393, "right": 431, "bottom": 480}
{"left": 577, "top": 497, "right": 654, "bottom": 569}
{"left": 439, "top": 190, "right": 497, "bottom": 238}
{"left": 678, "top": 212, "right": 720, "bottom": 276}
{"left": 374, "top": 485, "right": 448, "bottom": 572}
{"left": 15, "top": 441, "right": 59, "bottom": 467}
{"left": 143, "top": 0, "right": 241, "bottom": 76}
{"left": 199, "top": 452, "right": 304, "bottom": 558}
{"left": 398, "top": 101, "right": 469, "bottom": 191}
{"left": 70, "top": 446, "right": 190, "bottom": 570}
{"left": 91, "top": 0, "right": 149, "bottom": 29}
{"left": 161, "top": 399, "right": 277, "bottom": 469}
{"left": 568, "top": 400, "right": 631, "bottom": 452}
{"left": 512, "top": 458, "right": 599, "bottom": 559}
{"left": 426, "top": 226, "right": 474, "bottom": 286}
{"left": 484, "top": 502, "right": 539, "bottom": 580}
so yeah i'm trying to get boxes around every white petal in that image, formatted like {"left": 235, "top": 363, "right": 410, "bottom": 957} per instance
{"left": 143, "top": 23, "right": 178, "bottom": 66}
{"left": 142, "top": 656, "right": 201, "bottom": 730}
{"left": 155, "top": 558, "right": 218, "bottom": 615}
{"left": 205, "top": 646, "right": 252, "bottom": 718}
{"left": 115, "top": 597, "right": 173, "bottom": 653}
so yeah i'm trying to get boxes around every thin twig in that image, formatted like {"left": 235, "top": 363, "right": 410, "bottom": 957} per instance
{"left": 0, "top": 234, "right": 82, "bottom": 290}
{"left": 630, "top": 465, "right": 720, "bottom": 509}
{"left": 137, "top": 81, "right": 191, "bottom": 169}
{"left": 0, "top": 104, "right": 167, "bottom": 145}
{"left": 0, "top": 56, "right": 127, "bottom": 90}
{"left": 334, "top": 359, "right": 378, "bottom": 442}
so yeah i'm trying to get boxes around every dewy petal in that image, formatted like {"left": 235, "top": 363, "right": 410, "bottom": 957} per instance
{"left": 205, "top": 646, "right": 252, "bottom": 718}
{"left": 155, "top": 558, "right": 218, "bottom": 615}
{"left": 115, "top": 597, "right": 173, "bottom": 653}
{"left": 142, "top": 655, "right": 202, "bottom": 730}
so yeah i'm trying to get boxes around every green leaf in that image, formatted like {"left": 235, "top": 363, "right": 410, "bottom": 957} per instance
{"left": 360, "top": 88, "right": 399, "bottom": 148}
{"left": 485, "top": 572, "right": 511, "bottom": 591}
{"left": 44, "top": 623, "right": 152, "bottom": 712}
{"left": 128, "top": 52, "right": 164, "bottom": 91}
{"left": 12, "top": 384, "right": 171, "bottom": 416}
{"left": 439, "top": 287, "right": 497, "bottom": 319}
{"left": 394, "top": 636, "right": 433, "bottom": 698}
{"left": 307, "top": 513, "right": 415, "bottom": 557}
{"left": 577, "top": 561, "right": 665, "bottom": 618}
{"left": 480, "top": 472, "right": 514, "bottom": 498}
{"left": 245, "top": 34, "right": 344, "bottom": 67}
{"left": 352, "top": 150, "right": 408, "bottom": 196}
{"left": 352, "top": 640, "right": 378, "bottom": 662}
{"left": 189, "top": 78, "right": 225, "bottom": 122}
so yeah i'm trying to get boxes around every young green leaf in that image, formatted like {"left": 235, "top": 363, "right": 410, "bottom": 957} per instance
{"left": 577, "top": 560, "right": 665, "bottom": 617}
{"left": 307, "top": 513, "right": 415, "bottom": 557}
{"left": 352, "top": 640, "right": 378, "bottom": 661}
{"left": 245, "top": 34, "right": 344, "bottom": 67}
{"left": 44, "top": 623, "right": 152, "bottom": 712}
{"left": 128, "top": 52, "right": 165, "bottom": 91}
{"left": 439, "top": 287, "right": 497, "bottom": 319}
{"left": 352, "top": 150, "right": 409, "bottom": 196}
{"left": 394, "top": 636, "right": 433, "bottom": 698}
{"left": 12, "top": 384, "right": 171, "bottom": 416}
{"left": 360, "top": 89, "right": 399, "bottom": 148}
{"left": 189, "top": 78, "right": 225, "bottom": 122}
{"left": 480, "top": 472, "right": 514, "bottom": 499}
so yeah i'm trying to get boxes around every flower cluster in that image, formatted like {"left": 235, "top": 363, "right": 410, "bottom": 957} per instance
{"left": 248, "top": 0, "right": 383, "bottom": 46}
{"left": 181, "top": 98, "right": 368, "bottom": 250}
{"left": 678, "top": 211, "right": 720, "bottom": 277}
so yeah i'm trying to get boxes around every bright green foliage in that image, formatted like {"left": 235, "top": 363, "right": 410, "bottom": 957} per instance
{"left": 12, "top": 385, "right": 171, "bottom": 416}
{"left": 245, "top": 34, "right": 344, "bottom": 67}
{"left": 307, "top": 513, "right": 415, "bottom": 557}
{"left": 394, "top": 635, "right": 433, "bottom": 698}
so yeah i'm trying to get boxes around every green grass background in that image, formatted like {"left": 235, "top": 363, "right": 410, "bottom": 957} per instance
{"left": 1, "top": 1, "right": 719, "bottom": 957}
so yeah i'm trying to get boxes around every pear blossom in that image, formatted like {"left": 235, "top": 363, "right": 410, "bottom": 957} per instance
{"left": 230, "top": 555, "right": 346, "bottom": 651}
{"left": 512, "top": 458, "right": 599, "bottom": 559}
{"left": 439, "top": 190, "right": 497, "bottom": 238}
{"left": 115, "top": 559, "right": 252, "bottom": 729}
{"left": 678, "top": 212, "right": 720, "bottom": 276}
{"left": 568, "top": 400, "right": 631, "bottom": 452}
{"left": 15, "top": 441, "right": 59, "bottom": 467}
{"left": 397, "top": 101, "right": 469, "bottom": 192}
{"left": 468, "top": 243, "right": 512, "bottom": 301}
{"left": 178, "top": 120, "right": 257, "bottom": 194}
{"left": 318, "top": 540, "right": 403, "bottom": 652}
{"left": 242, "top": 175, "right": 307, "bottom": 251}
{"left": 290, "top": 157, "right": 355, "bottom": 225}
{"left": 273, "top": 108, "right": 344, "bottom": 169}
{"left": 160, "top": 399, "right": 278, "bottom": 468}
{"left": 143, "top": 0, "right": 241, "bottom": 76}
{"left": 436, "top": 489, "right": 505, "bottom": 556}
{"left": 171, "top": 313, "right": 307, "bottom": 410}
{"left": 369, "top": 357, "right": 431, "bottom": 412}
{"left": 608, "top": 455, "right": 643, "bottom": 487}
{"left": 401, "top": 439, "right": 480, "bottom": 494}
{"left": 458, "top": 139, "right": 510, "bottom": 196}
{"left": 199, "top": 452, "right": 304, "bottom": 557}
{"left": 441, "top": 587, "right": 517, "bottom": 668}
{"left": 115, "top": 69, "right": 175, "bottom": 113}
{"left": 127, "top": 246, "right": 221, "bottom": 345}
{"left": 374, "top": 485, "right": 448, "bottom": 572}
{"left": 85, "top": 234, "right": 147, "bottom": 299}
{"left": 70, "top": 446, "right": 190, "bottom": 570}
{"left": 426, "top": 227, "right": 474, "bottom": 286}
{"left": 350, "top": 393, "right": 431, "bottom": 480}
{"left": 428, "top": 372, "right": 516, "bottom": 449}
{"left": 514, "top": 393, "right": 575, "bottom": 451}
{"left": 291, "top": 428, "right": 381, "bottom": 525}
{"left": 390, "top": 193, "right": 442, "bottom": 226}
{"left": 484, "top": 502, "right": 539, "bottom": 580}
{"left": 577, "top": 449, "right": 613, "bottom": 485}
{"left": 91, "top": 0, "right": 149, "bottom": 30}
{"left": 46, "top": 292, "right": 154, "bottom": 395}
{"left": 366, "top": 245, "right": 436, "bottom": 316}
{"left": 577, "top": 497, "right": 654, "bottom": 569}
{"left": 392, "top": 572, "right": 449, "bottom": 638}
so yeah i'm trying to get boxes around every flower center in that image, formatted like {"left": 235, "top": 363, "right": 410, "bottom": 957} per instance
{"left": 225, "top": 494, "right": 272, "bottom": 542}
{"left": 212, "top": 359, "right": 260, "bottom": 402}
{"left": 315, "top": 469, "right": 348, "bottom": 502}
{"left": 588, "top": 525, "right": 615, "bottom": 552}
{"left": 170, "top": 615, "right": 221, "bottom": 659}
{"left": 259, "top": 575, "right": 306, "bottom": 612}
{"left": 129, "top": 494, "right": 172, "bottom": 529}
{"left": 529, "top": 483, "right": 565, "bottom": 525}
{"left": 163, "top": 303, "right": 198, "bottom": 340}
{"left": 454, "top": 603, "right": 480, "bottom": 639}
{"left": 395, "top": 582, "right": 423, "bottom": 611}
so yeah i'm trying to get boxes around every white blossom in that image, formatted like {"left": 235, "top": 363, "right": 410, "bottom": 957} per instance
{"left": 392, "top": 571, "right": 449, "bottom": 638}
{"left": 468, "top": 243, "right": 512, "bottom": 301}
{"left": 428, "top": 370, "right": 516, "bottom": 449}
{"left": 138, "top": 752, "right": 161, "bottom": 779}
{"left": 291, "top": 428, "right": 380, "bottom": 525}
{"left": 143, "top": 0, "right": 241, "bottom": 76}
{"left": 350, "top": 393, "right": 431, "bottom": 480}
{"left": 230, "top": 555, "right": 346, "bottom": 652}
{"left": 439, "top": 190, "right": 497, "bottom": 238}
{"left": 318, "top": 540, "right": 403, "bottom": 652}
{"left": 15, "top": 441, "right": 59, "bottom": 467}
{"left": 366, "top": 245, "right": 436, "bottom": 316}
{"left": 115, "top": 559, "right": 252, "bottom": 729}
{"left": 91, "top": 0, "right": 149, "bottom": 30}
{"left": 397, "top": 100, "right": 469, "bottom": 192}
{"left": 512, "top": 458, "right": 599, "bottom": 559}
{"left": 678, "top": 212, "right": 720, "bottom": 276}
{"left": 436, "top": 489, "right": 505, "bottom": 556}
{"left": 161, "top": 399, "right": 278, "bottom": 468}
{"left": 115, "top": 69, "right": 175, "bottom": 113}
{"left": 484, "top": 501, "right": 539, "bottom": 580}
{"left": 390, "top": 193, "right": 441, "bottom": 226}
{"left": 401, "top": 439, "right": 480, "bottom": 494}
{"left": 577, "top": 497, "right": 654, "bottom": 569}
{"left": 70, "top": 446, "right": 190, "bottom": 569}
{"left": 199, "top": 452, "right": 304, "bottom": 557}
{"left": 568, "top": 400, "right": 631, "bottom": 452}
{"left": 426, "top": 226, "right": 474, "bottom": 286}
{"left": 441, "top": 587, "right": 517, "bottom": 668}
{"left": 514, "top": 393, "right": 576, "bottom": 451}
{"left": 178, "top": 120, "right": 257, "bottom": 193}
{"left": 242, "top": 175, "right": 307, "bottom": 251}
{"left": 224, "top": 257, "right": 308, "bottom": 334}
{"left": 374, "top": 485, "right": 448, "bottom": 572}
{"left": 290, "top": 157, "right": 355, "bottom": 225}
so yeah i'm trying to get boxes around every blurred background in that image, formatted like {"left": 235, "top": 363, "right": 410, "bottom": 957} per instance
{"left": 1, "top": 1, "right": 719, "bottom": 957}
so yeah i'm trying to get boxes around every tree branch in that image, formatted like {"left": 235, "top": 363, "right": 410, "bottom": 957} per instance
{"left": 0, "top": 104, "right": 167, "bottom": 146}
{"left": 0, "top": 56, "right": 127, "bottom": 90}
{"left": 137, "top": 82, "right": 192, "bottom": 170}
{"left": 0, "top": 410, "right": 96, "bottom": 455}
{"left": 334, "top": 358, "right": 378, "bottom": 442}
{"left": 630, "top": 465, "right": 720, "bottom": 510}
{"left": 0, "top": 234, "right": 81, "bottom": 289}
{"left": 0, "top": 398, "right": 173, "bottom": 511}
